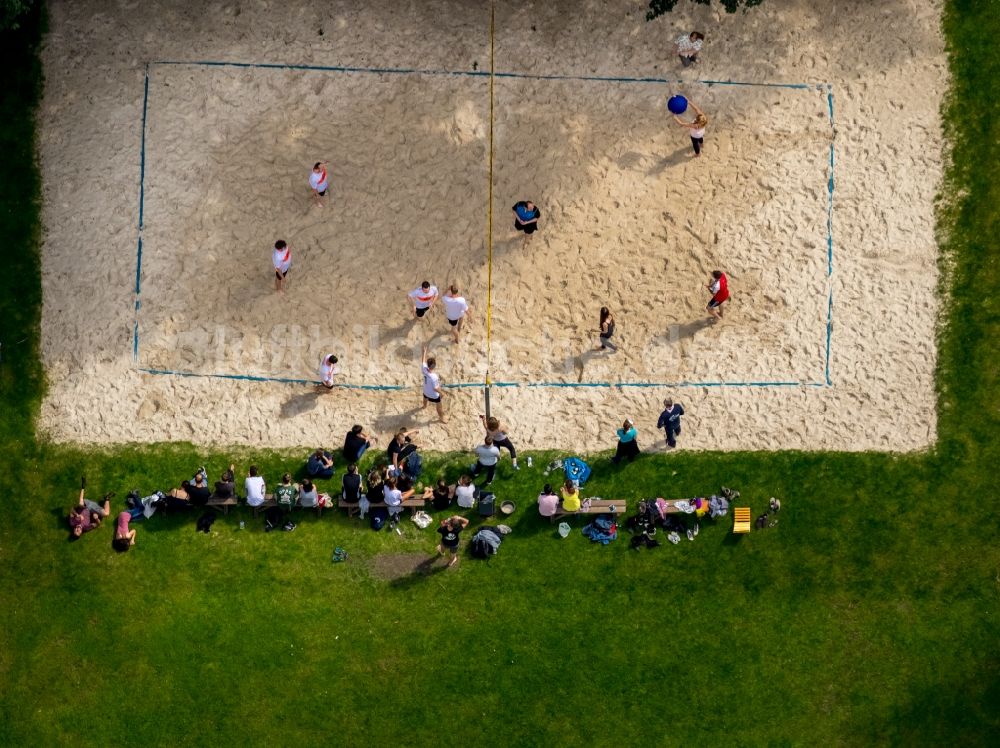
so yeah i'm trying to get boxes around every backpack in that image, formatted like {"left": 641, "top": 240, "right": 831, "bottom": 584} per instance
{"left": 478, "top": 492, "right": 496, "bottom": 517}
{"left": 402, "top": 450, "right": 423, "bottom": 479}
{"left": 370, "top": 507, "right": 389, "bottom": 531}
{"left": 563, "top": 457, "right": 591, "bottom": 487}
{"left": 196, "top": 512, "right": 216, "bottom": 534}
{"left": 755, "top": 513, "right": 768, "bottom": 530}
{"left": 264, "top": 506, "right": 283, "bottom": 532}
{"left": 470, "top": 527, "right": 502, "bottom": 559}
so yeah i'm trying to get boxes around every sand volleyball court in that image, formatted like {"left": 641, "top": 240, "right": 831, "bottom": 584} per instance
{"left": 38, "top": 0, "right": 945, "bottom": 452}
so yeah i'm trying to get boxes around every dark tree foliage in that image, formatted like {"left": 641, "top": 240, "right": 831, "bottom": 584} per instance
{"left": 647, "top": 0, "right": 764, "bottom": 21}
{"left": 0, "top": 0, "right": 34, "bottom": 31}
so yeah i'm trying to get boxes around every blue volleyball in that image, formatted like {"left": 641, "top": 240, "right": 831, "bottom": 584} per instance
{"left": 667, "top": 95, "right": 688, "bottom": 114}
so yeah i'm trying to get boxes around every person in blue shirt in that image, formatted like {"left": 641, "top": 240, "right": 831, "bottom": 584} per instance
{"left": 512, "top": 200, "right": 541, "bottom": 244}
{"left": 656, "top": 398, "right": 684, "bottom": 449}
{"left": 611, "top": 418, "right": 640, "bottom": 464}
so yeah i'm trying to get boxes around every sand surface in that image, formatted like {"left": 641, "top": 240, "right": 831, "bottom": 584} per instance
{"left": 38, "top": 0, "right": 946, "bottom": 454}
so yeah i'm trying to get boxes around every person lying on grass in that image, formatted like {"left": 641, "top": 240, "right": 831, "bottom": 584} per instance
{"left": 69, "top": 483, "right": 111, "bottom": 539}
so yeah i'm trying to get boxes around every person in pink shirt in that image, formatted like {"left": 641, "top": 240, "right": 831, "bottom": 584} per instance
{"left": 537, "top": 484, "right": 559, "bottom": 517}
{"left": 113, "top": 511, "right": 136, "bottom": 552}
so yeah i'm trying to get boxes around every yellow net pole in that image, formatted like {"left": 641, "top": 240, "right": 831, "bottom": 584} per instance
{"left": 485, "top": 0, "right": 495, "bottom": 392}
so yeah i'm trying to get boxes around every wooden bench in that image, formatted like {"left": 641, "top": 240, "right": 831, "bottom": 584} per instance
{"left": 550, "top": 499, "right": 629, "bottom": 523}
{"left": 339, "top": 497, "right": 426, "bottom": 518}
{"left": 206, "top": 495, "right": 238, "bottom": 515}
{"left": 547, "top": 498, "right": 695, "bottom": 523}
{"left": 250, "top": 495, "right": 277, "bottom": 518}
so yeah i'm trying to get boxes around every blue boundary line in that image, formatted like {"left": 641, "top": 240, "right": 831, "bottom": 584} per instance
{"left": 151, "top": 58, "right": 825, "bottom": 90}
{"left": 135, "top": 60, "right": 836, "bottom": 390}
{"left": 138, "top": 367, "right": 825, "bottom": 389}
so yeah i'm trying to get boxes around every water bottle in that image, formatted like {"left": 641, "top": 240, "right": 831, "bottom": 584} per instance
{"left": 526, "top": 456, "right": 533, "bottom": 468}
{"left": 239, "top": 520, "right": 245, "bottom": 530}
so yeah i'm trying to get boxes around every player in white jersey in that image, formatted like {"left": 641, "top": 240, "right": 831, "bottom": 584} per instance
{"left": 421, "top": 346, "right": 447, "bottom": 423}
{"left": 441, "top": 284, "right": 470, "bottom": 344}
{"left": 309, "top": 161, "right": 329, "bottom": 206}
{"left": 272, "top": 239, "right": 291, "bottom": 292}
{"left": 318, "top": 353, "right": 339, "bottom": 391}
{"left": 408, "top": 281, "right": 439, "bottom": 320}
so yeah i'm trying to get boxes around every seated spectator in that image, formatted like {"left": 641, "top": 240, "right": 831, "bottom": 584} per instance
{"left": 343, "top": 425, "right": 377, "bottom": 463}
{"left": 156, "top": 482, "right": 194, "bottom": 512}
{"left": 397, "top": 472, "right": 415, "bottom": 492}
{"left": 454, "top": 474, "right": 477, "bottom": 509}
{"left": 365, "top": 468, "right": 384, "bottom": 503}
{"left": 186, "top": 475, "right": 212, "bottom": 506}
{"left": 245, "top": 465, "right": 267, "bottom": 508}
{"left": 342, "top": 464, "right": 362, "bottom": 504}
{"left": 561, "top": 479, "right": 582, "bottom": 512}
{"left": 611, "top": 418, "right": 640, "bottom": 464}
{"left": 298, "top": 478, "right": 316, "bottom": 507}
{"left": 537, "top": 483, "right": 560, "bottom": 517}
{"left": 112, "top": 511, "right": 136, "bottom": 552}
{"left": 213, "top": 465, "right": 237, "bottom": 499}
{"left": 274, "top": 473, "right": 298, "bottom": 513}
{"left": 307, "top": 449, "right": 335, "bottom": 480}
{"left": 386, "top": 428, "right": 419, "bottom": 476}
{"left": 69, "top": 488, "right": 111, "bottom": 539}
{"left": 383, "top": 476, "right": 415, "bottom": 518}
{"left": 429, "top": 478, "right": 453, "bottom": 511}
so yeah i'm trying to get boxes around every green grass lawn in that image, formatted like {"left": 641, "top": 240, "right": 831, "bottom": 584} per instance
{"left": 1, "top": 2, "right": 999, "bottom": 745}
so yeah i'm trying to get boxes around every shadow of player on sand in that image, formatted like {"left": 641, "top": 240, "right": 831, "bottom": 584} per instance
{"left": 670, "top": 318, "right": 714, "bottom": 340}
{"left": 280, "top": 389, "right": 322, "bottom": 419}
{"left": 562, "top": 348, "right": 606, "bottom": 382}
{"left": 645, "top": 146, "right": 693, "bottom": 177}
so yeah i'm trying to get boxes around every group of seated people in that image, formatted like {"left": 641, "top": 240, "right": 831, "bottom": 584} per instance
{"left": 536, "top": 480, "right": 584, "bottom": 516}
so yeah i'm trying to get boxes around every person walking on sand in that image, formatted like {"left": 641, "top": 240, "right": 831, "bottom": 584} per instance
{"left": 318, "top": 353, "right": 340, "bottom": 390}
{"left": 442, "top": 284, "right": 471, "bottom": 344}
{"left": 408, "top": 281, "right": 439, "bottom": 320}
{"left": 272, "top": 239, "right": 291, "bottom": 292}
{"left": 657, "top": 398, "right": 685, "bottom": 449}
{"left": 512, "top": 200, "right": 541, "bottom": 244}
{"left": 595, "top": 306, "right": 618, "bottom": 352}
{"left": 421, "top": 346, "right": 447, "bottom": 423}
{"left": 309, "top": 160, "right": 330, "bottom": 206}
{"left": 706, "top": 270, "right": 730, "bottom": 321}
{"left": 674, "top": 101, "right": 708, "bottom": 157}
{"left": 674, "top": 31, "right": 705, "bottom": 67}
{"left": 436, "top": 515, "right": 470, "bottom": 567}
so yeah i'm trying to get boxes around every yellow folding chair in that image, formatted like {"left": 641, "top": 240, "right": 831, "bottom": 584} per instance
{"left": 733, "top": 507, "right": 751, "bottom": 534}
